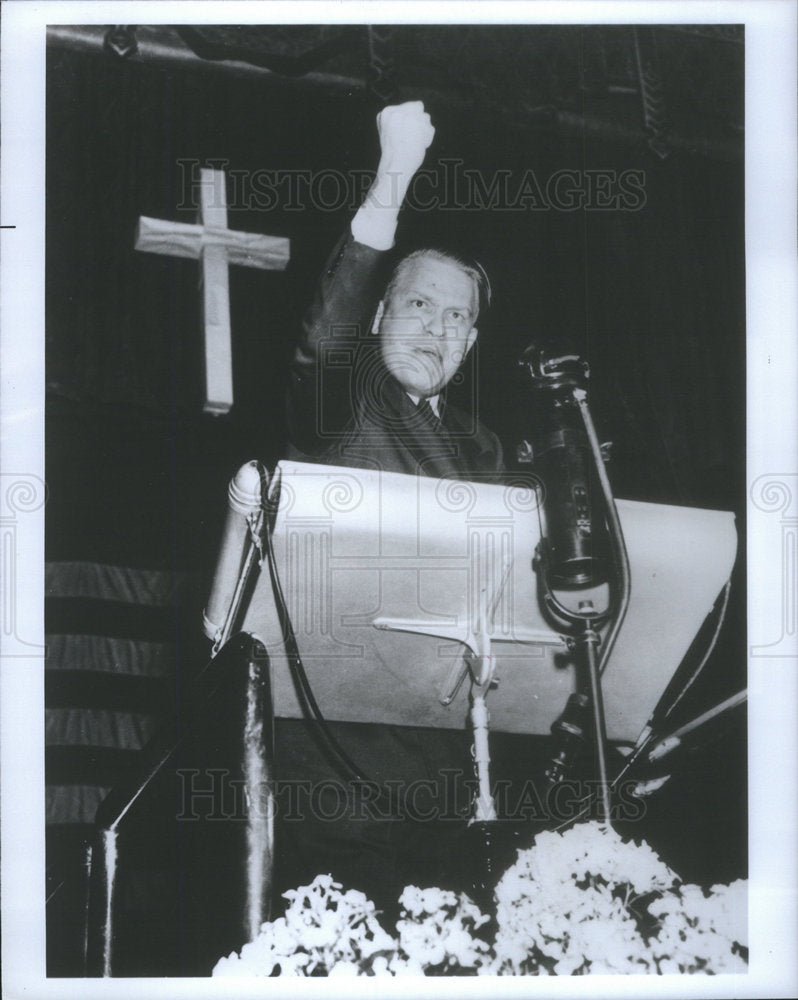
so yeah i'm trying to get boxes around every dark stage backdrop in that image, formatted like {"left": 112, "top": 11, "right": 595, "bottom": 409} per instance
{"left": 46, "top": 39, "right": 745, "bottom": 518}
{"left": 44, "top": 31, "right": 746, "bottom": 975}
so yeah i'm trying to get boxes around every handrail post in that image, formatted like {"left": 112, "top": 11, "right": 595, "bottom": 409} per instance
{"left": 85, "top": 828, "right": 119, "bottom": 976}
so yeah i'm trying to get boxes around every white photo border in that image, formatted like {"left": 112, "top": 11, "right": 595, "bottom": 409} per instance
{"left": 1, "top": 2, "right": 795, "bottom": 998}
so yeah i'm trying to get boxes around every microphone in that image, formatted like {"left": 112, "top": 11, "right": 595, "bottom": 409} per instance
{"left": 519, "top": 344, "right": 610, "bottom": 589}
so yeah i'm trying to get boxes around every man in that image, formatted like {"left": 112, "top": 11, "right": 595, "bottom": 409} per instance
{"left": 288, "top": 101, "right": 503, "bottom": 481}
{"left": 275, "top": 103, "right": 506, "bottom": 916}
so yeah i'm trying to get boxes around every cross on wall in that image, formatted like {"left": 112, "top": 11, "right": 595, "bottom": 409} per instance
{"left": 135, "top": 168, "right": 290, "bottom": 415}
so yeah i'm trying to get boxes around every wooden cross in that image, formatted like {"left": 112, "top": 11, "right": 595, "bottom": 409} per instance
{"left": 135, "top": 167, "right": 290, "bottom": 415}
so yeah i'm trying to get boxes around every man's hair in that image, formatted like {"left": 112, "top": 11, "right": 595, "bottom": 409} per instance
{"left": 384, "top": 248, "right": 492, "bottom": 323}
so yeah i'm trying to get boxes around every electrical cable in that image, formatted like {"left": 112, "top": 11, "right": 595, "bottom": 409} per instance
{"left": 658, "top": 579, "right": 732, "bottom": 722}
{"left": 256, "top": 463, "right": 403, "bottom": 816}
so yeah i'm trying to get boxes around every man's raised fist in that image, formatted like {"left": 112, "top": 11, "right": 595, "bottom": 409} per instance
{"left": 376, "top": 101, "right": 435, "bottom": 174}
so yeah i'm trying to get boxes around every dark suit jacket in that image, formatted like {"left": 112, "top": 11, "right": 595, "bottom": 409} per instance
{"left": 287, "top": 233, "right": 504, "bottom": 481}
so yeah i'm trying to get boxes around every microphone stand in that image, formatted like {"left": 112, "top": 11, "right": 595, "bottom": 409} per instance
{"left": 524, "top": 356, "right": 632, "bottom": 825}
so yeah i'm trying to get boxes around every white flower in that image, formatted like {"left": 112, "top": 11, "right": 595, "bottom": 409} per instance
{"left": 396, "top": 885, "right": 491, "bottom": 973}
{"left": 328, "top": 960, "right": 360, "bottom": 975}
{"left": 213, "top": 824, "right": 747, "bottom": 977}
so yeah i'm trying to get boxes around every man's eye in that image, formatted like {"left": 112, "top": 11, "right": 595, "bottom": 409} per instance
{"left": 410, "top": 299, "right": 427, "bottom": 309}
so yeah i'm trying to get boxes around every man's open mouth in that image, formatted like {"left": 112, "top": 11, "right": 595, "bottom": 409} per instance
{"left": 413, "top": 345, "right": 441, "bottom": 361}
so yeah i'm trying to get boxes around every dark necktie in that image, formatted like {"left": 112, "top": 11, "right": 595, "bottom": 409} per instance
{"left": 415, "top": 397, "right": 441, "bottom": 431}
{"left": 413, "top": 397, "right": 466, "bottom": 476}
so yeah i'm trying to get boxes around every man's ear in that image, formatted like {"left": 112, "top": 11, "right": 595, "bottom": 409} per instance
{"left": 464, "top": 326, "right": 478, "bottom": 355}
{"left": 371, "top": 300, "right": 385, "bottom": 335}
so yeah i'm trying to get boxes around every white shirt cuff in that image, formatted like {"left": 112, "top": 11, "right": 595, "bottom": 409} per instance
{"left": 350, "top": 203, "right": 398, "bottom": 251}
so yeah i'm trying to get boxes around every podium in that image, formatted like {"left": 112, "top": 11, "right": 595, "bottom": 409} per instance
{"left": 207, "top": 460, "right": 738, "bottom": 744}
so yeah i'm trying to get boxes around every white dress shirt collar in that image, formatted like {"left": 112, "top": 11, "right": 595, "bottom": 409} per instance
{"left": 407, "top": 393, "right": 441, "bottom": 418}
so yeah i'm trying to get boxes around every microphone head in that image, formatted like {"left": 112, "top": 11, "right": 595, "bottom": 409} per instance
{"left": 519, "top": 343, "right": 590, "bottom": 395}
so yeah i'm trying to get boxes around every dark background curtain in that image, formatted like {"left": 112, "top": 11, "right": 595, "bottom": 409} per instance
{"left": 46, "top": 36, "right": 745, "bottom": 534}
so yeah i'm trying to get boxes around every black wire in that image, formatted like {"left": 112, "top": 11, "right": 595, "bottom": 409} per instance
{"left": 257, "top": 463, "right": 403, "bottom": 816}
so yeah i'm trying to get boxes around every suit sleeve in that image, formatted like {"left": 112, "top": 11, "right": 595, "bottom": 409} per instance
{"left": 288, "top": 232, "right": 388, "bottom": 456}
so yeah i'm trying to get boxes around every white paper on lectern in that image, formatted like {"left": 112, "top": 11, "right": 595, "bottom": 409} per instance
{"left": 241, "top": 461, "right": 737, "bottom": 742}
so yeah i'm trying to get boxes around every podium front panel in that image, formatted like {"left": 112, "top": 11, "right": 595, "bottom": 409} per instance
{"left": 241, "top": 462, "right": 737, "bottom": 742}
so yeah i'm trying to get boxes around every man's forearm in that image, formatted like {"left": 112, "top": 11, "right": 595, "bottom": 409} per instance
{"left": 350, "top": 160, "right": 414, "bottom": 251}
{"left": 351, "top": 102, "right": 435, "bottom": 251}
{"left": 293, "top": 233, "right": 385, "bottom": 366}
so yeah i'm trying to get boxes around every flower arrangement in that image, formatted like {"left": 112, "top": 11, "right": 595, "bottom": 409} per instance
{"left": 489, "top": 824, "right": 747, "bottom": 975}
{"left": 213, "top": 821, "right": 747, "bottom": 977}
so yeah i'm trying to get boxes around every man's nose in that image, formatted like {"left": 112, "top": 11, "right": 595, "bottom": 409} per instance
{"left": 423, "top": 310, "right": 446, "bottom": 338}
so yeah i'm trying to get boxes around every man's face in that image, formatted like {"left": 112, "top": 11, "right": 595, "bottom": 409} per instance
{"left": 376, "top": 256, "right": 479, "bottom": 398}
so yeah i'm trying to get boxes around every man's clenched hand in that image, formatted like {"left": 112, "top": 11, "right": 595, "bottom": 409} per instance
{"left": 376, "top": 101, "right": 435, "bottom": 176}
